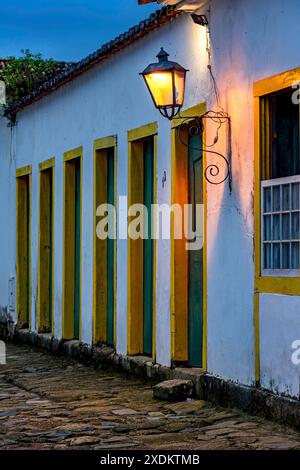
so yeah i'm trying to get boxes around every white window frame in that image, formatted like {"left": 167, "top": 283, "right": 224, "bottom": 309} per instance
{"left": 261, "top": 174, "right": 300, "bottom": 277}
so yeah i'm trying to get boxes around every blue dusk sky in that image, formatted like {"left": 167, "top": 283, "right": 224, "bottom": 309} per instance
{"left": 0, "top": 0, "right": 161, "bottom": 61}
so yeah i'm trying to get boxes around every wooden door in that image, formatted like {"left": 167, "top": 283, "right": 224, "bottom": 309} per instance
{"left": 74, "top": 159, "right": 81, "bottom": 339}
{"left": 39, "top": 167, "right": 53, "bottom": 332}
{"left": 188, "top": 134, "right": 203, "bottom": 367}
{"left": 143, "top": 139, "right": 154, "bottom": 355}
{"left": 17, "top": 174, "right": 30, "bottom": 328}
{"left": 106, "top": 148, "right": 115, "bottom": 346}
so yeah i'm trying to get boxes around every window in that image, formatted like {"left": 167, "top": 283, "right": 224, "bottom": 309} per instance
{"left": 261, "top": 88, "right": 300, "bottom": 276}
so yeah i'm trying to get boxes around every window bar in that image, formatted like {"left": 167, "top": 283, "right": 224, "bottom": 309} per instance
{"left": 280, "top": 184, "right": 283, "bottom": 269}
{"left": 289, "top": 183, "right": 292, "bottom": 269}
{"left": 271, "top": 186, "right": 274, "bottom": 269}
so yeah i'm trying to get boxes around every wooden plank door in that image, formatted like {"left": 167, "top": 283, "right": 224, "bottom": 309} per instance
{"left": 106, "top": 148, "right": 115, "bottom": 346}
{"left": 188, "top": 133, "right": 203, "bottom": 367}
{"left": 74, "top": 159, "right": 81, "bottom": 339}
{"left": 143, "top": 138, "right": 154, "bottom": 356}
{"left": 17, "top": 174, "right": 30, "bottom": 328}
{"left": 39, "top": 167, "right": 53, "bottom": 332}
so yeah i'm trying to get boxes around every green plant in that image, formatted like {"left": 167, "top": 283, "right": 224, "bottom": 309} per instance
{"left": 0, "top": 49, "right": 71, "bottom": 102}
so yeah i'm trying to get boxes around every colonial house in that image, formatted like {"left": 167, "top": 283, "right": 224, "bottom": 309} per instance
{"left": 1, "top": 0, "right": 300, "bottom": 417}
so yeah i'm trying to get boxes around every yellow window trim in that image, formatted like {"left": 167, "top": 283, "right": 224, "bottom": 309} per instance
{"left": 94, "top": 136, "right": 117, "bottom": 151}
{"left": 16, "top": 165, "right": 32, "bottom": 178}
{"left": 171, "top": 103, "right": 207, "bottom": 370}
{"left": 64, "top": 146, "right": 83, "bottom": 162}
{"left": 62, "top": 147, "right": 83, "bottom": 341}
{"left": 127, "top": 122, "right": 157, "bottom": 361}
{"left": 254, "top": 66, "right": 300, "bottom": 98}
{"left": 93, "top": 136, "right": 117, "bottom": 348}
{"left": 128, "top": 122, "right": 158, "bottom": 142}
{"left": 39, "top": 157, "right": 55, "bottom": 171}
{"left": 171, "top": 103, "right": 206, "bottom": 129}
{"left": 38, "top": 158, "right": 55, "bottom": 334}
{"left": 254, "top": 67, "right": 300, "bottom": 382}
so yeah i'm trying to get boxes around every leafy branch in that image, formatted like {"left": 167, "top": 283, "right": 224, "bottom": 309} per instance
{"left": 0, "top": 49, "right": 71, "bottom": 103}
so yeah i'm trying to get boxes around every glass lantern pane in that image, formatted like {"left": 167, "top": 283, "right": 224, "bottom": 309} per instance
{"left": 144, "top": 72, "right": 173, "bottom": 107}
{"left": 174, "top": 71, "right": 185, "bottom": 106}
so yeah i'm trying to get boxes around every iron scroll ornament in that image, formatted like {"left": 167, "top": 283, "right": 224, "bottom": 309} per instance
{"left": 175, "top": 111, "right": 232, "bottom": 191}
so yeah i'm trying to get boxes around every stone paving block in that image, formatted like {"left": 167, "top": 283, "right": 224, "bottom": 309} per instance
{"left": 164, "top": 400, "right": 206, "bottom": 415}
{"left": 37, "top": 334, "right": 52, "bottom": 352}
{"left": 51, "top": 337, "right": 63, "bottom": 355}
{"left": 153, "top": 379, "right": 194, "bottom": 402}
{"left": 61, "top": 340, "right": 81, "bottom": 359}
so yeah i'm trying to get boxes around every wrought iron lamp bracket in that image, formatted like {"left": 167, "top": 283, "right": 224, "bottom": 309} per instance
{"left": 173, "top": 111, "right": 232, "bottom": 192}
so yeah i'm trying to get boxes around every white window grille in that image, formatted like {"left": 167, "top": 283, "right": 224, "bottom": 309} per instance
{"left": 261, "top": 175, "right": 300, "bottom": 276}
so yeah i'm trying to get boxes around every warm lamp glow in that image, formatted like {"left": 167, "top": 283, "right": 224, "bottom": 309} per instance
{"left": 144, "top": 72, "right": 173, "bottom": 107}
{"left": 140, "top": 48, "right": 188, "bottom": 119}
{"left": 174, "top": 71, "right": 185, "bottom": 106}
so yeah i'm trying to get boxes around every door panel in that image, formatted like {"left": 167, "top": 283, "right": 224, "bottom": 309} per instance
{"left": 74, "top": 160, "right": 81, "bottom": 339}
{"left": 143, "top": 139, "right": 154, "bottom": 356}
{"left": 188, "top": 134, "right": 203, "bottom": 367}
{"left": 107, "top": 148, "right": 115, "bottom": 346}
{"left": 39, "top": 167, "right": 53, "bottom": 332}
{"left": 17, "top": 174, "right": 30, "bottom": 328}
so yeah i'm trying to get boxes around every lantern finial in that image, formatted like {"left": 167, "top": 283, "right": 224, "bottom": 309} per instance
{"left": 156, "top": 48, "right": 169, "bottom": 62}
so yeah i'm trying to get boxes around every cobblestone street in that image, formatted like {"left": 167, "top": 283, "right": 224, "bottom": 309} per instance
{"left": 1, "top": 343, "right": 300, "bottom": 450}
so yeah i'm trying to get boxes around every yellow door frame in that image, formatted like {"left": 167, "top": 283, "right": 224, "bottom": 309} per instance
{"left": 171, "top": 103, "right": 207, "bottom": 370}
{"left": 254, "top": 67, "right": 300, "bottom": 382}
{"left": 62, "top": 147, "right": 83, "bottom": 340}
{"left": 93, "top": 136, "right": 117, "bottom": 347}
{"left": 38, "top": 157, "right": 55, "bottom": 334}
{"left": 127, "top": 122, "right": 157, "bottom": 360}
{"left": 16, "top": 165, "right": 32, "bottom": 329}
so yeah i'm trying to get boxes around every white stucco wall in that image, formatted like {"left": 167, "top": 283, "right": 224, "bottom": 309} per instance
{"left": 11, "top": 15, "right": 208, "bottom": 366}
{"left": 1, "top": 0, "right": 299, "bottom": 395}
{"left": 0, "top": 116, "right": 16, "bottom": 324}
{"left": 205, "top": 0, "right": 300, "bottom": 386}
{"left": 260, "top": 294, "right": 300, "bottom": 399}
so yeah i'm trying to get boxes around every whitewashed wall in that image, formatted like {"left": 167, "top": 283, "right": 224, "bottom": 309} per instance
{"left": 0, "top": 117, "right": 16, "bottom": 324}
{"left": 260, "top": 294, "right": 300, "bottom": 399}
{"left": 1, "top": 0, "right": 300, "bottom": 396}
{"left": 206, "top": 0, "right": 300, "bottom": 388}
{"left": 10, "top": 15, "right": 208, "bottom": 366}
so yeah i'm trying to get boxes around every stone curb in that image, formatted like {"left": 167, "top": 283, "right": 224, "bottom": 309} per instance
{"left": 0, "top": 323, "right": 299, "bottom": 429}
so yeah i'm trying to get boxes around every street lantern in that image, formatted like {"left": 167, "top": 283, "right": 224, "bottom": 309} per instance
{"left": 140, "top": 48, "right": 188, "bottom": 119}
